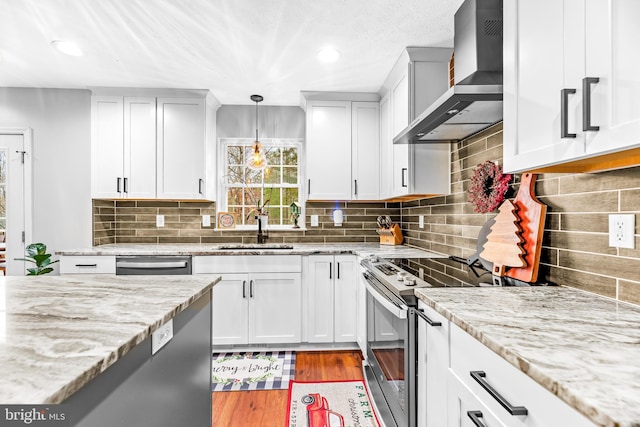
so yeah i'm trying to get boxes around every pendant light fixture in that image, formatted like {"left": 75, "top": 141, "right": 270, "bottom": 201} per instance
{"left": 247, "top": 94, "right": 267, "bottom": 171}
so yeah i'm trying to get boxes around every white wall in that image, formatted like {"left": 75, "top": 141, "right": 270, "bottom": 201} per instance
{"left": 0, "top": 88, "right": 92, "bottom": 270}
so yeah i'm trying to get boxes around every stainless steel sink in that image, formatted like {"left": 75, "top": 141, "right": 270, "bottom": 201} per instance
{"left": 216, "top": 244, "right": 294, "bottom": 250}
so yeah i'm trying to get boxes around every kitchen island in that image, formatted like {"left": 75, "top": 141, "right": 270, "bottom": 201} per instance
{"left": 0, "top": 274, "right": 220, "bottom": 426}
{"left": 416, "top": 286, "right": 640, "bottom": 427}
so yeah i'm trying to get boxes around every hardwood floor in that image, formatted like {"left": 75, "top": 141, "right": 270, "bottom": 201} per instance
{"left": 211, "top": 350, "right": 364, "bottom": 427}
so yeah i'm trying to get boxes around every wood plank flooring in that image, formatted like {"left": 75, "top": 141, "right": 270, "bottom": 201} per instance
{"left": 211, "top": 350, "right": 364, "bottom": 427}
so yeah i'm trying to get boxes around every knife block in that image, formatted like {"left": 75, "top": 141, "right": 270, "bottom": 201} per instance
{"left": 377, "top": 224, "right": 403, "bottom": 245}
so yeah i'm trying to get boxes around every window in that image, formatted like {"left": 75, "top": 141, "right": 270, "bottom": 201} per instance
{"left": 220, "top": 138, "right": 303, "bottom": 228}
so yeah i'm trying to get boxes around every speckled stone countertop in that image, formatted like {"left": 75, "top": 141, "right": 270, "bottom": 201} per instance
{"left": 415, "top": 286, "right": 640, "bottom": 427}
{"left": 0, "top": 274, "right": 220, "bottom": 404}
{"left": 56, "top": 243, "right": 446, "bottom": 259}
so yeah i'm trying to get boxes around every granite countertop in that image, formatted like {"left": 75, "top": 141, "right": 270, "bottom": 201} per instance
{"left": 0, "top": 274, "right": 220, "bottom": 404}
{"left": 415, "top": 286, "right": 640, "bottom": 427}
{"left": 56, "top": 243, "right": 447, "bottom": 259}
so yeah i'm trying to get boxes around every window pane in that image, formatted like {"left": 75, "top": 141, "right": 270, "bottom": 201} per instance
{"left": 283, "top": 188, "right": 298, "bottom": 206}
{"left": 244, "top": 188, "right": 262, "bottom": 208}
{"left": 266, "top": 207, "right": 282, "bottom": 225}
{"left": 227, "top": 187, "right": 244, "bottom": 206}
{"left": 283, "top": 166, "right": 298, "bottom": 184}
{"left": 0, "top": 186, "right": 5, "bottom": 217}
{"left": 266, "top": 188, "right": 281, "bottom": 206}
{"left": 282, "top": 147, "right": 297, "bottom": 165}
{"left": 227, "top": 146, "right": 243, "bottom": 165}
{"left": 265, "top": 167, "right": 282, "bottom": 184}
{"left": 266, "top": 147, "right": 281, "bottom": 165}
{"left": 226, "top": 166, "right": 244, "bottom": 183}
{"left": 0, "top": 151, "right": 6, "bottom": 182}
{"left": 244, "top": 168, "right": 262, "bottom": 185}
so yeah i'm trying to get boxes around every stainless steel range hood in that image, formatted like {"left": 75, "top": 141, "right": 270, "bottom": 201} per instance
{"left": 394, "top": 0, "right": 503, "bottom": 144}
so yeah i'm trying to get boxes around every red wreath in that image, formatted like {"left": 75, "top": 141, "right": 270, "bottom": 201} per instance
{"left": 468, "top": 161, "right": 512, "bottom": 213}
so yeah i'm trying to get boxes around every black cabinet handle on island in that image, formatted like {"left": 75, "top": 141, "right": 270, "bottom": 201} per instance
{"left": 470, "top": 371, "right": 528, "bottom": 416}
{"left": 467, "top": 411, "right": 487, "bottom": 427}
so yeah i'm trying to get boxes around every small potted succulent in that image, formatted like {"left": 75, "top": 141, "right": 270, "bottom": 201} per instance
{"left": 15, "top": 243, "right": 59, "bottom": 275}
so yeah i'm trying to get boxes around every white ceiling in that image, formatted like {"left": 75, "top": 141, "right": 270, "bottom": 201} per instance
{"left": 0, "top": 0, "right": 464, "bottom": 106}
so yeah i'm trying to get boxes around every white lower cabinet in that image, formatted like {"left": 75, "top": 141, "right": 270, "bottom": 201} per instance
{"left": 448, "top": 323, "right": 594, "bottom": 427}
{"left": 194, "top": 256, "right": 302, "bottom": 345}
{"left": 417, "top": 301, "right": 449, "bottom": 427}
{"left": 59, "top": 256, "right": 116, "bottom": 274}
{"left": 356, "top": 262, "right": 368, "bottom": 357}
{"left": 306, "top": 255, "right": 358, "bottom": 343}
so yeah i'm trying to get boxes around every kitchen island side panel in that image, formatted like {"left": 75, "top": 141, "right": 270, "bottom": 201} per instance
{"left": 63, "top": 290, "right": 212, "bottom": 427}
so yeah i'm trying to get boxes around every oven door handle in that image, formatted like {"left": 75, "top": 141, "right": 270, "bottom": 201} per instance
{"left": 365, "top": 282, "right": 407, "bottom": 319}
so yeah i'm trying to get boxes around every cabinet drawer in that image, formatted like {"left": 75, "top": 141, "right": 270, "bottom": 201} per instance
{"left": 194, "top": 255, "right": 301, "bottom": 274}
{"left": 447, "top": 370, "right": 507, "bottom": 427}
{"left": 60, "top": 256, "right": 116, "bottom": 274}
{"left": 450, "top": 324, "right": 593, "bottom": 427}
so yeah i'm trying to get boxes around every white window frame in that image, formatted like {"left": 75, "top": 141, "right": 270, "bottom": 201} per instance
{"left": 217, "top": 137, "right": 305, "bottom": 230}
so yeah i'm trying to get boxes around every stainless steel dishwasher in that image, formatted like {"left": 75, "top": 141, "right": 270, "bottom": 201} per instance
{"left": 115, "top": 256, "right": 192, "bottom": 275}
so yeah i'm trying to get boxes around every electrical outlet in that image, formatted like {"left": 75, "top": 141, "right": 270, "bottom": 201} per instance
{"left": 418, "top": 267, "right": 424, "bottom": 280}
{"left": 609, "top": 214, "right": 635, "bottom": 249}
{"left": 156, "top": 214, "right": 165, "bottom": 227}
{"left": 311, "top": 215, "right": 319, "bottom": 227}
{"left": 202, "top": 215, "right": 211, "bottom": 227}
{"left": 419, "top": 215, "right": 424, "bottom": 229}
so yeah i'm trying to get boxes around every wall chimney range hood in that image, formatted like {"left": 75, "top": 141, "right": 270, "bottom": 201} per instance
{"left": 394, "top": 0, "right": 503, "bottom": 144}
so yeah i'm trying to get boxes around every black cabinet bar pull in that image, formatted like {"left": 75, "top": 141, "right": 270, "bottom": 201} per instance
{"left": 249, "top": 280, "right": 254, "bottom": 298}
{"left": 354, "top": 179, "right": 358, "bottom": 196}
{"left": 337, "top": 262, "right": 340, "bottom": 279}
{"left": 75, "top": 264, "right": 98, "bottom": 267}
{"left": 117, "top": 177, "right": 122, "bottom": 193}
{"left": 583, "top": 77, "right": 600, "bottom": 131}
{"left": 401, "top": 168, "right": 408, "bottom": 187}
{"left": 561, "top": 88, "right": 577, "bottom": 138}
{"left": 467, "top": 411, "right": 487, "bottom": 427}
{"left": 242, "top": 280, "right": 246, "bottom": 299}
{"left": 198, "top": 178, "right": 204, "bottom": 195}
{"left": 416, "top": 308, "right": 442, "bottom": 326}
{"left": 329, "top": 262, "right": 332, "bottom": 279}
{"left": 308, "top": 179, "right": 311, "bottom": 196}
{"left": 470, "top": 371, "right": 528, "bottom": 416}
{"left": 123, "top": 177, "right": 128, "bottom": 194}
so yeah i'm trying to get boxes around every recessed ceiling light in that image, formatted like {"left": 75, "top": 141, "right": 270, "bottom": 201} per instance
{"left": 51, "top": 40, "right": 83, "bottom": 57}
{"left": 317, "top": 47, "right": 341, "bottom": 64}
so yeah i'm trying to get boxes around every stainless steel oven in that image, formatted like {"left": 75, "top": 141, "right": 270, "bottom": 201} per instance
{"left": 362, "top": 269, "right": 412, "bottom": 427}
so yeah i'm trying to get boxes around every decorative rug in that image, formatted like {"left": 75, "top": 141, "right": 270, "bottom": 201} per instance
{"left": 286, "top": 380, "right": 381, "bottom": 427}
{"left": 211, "top": 351, "right": 296, "bottom": 391}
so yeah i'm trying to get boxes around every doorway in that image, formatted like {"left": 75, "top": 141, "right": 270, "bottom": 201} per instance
{"left": 0, "top": 128, "right": 33, "bottom": 276}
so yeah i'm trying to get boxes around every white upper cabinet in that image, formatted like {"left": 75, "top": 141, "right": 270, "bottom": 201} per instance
{"left": 124, "top": 97, "right": 157, "bottom": 198}
{"left": 91, "top": 96, "right": 125, "bottom": 199}
{"left": 304, "top": 96, "right": 380, "bottom": 201}
{"left": 92, "top": 96, "right": 156, "bottom": 199}
{"left": 156, "top": 97, "right": 208, "bottom": 199}
{"left": 379, "top": 47, "right": 452, "bottom": 199}
{"left": 504, "top": 0, "right": 640, "bottom": 173}
{"left": 91, "top": 90, "right": 219, "bottom": 200}
{"left": 305, "top": 100, "right": 353, "bottom": 200}
{"left": 351, "top": 102, "right": 380, "bottom": 200}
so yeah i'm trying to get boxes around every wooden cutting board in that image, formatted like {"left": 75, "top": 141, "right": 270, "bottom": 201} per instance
{"left": 506, "top": 173, "right": 547, "bottom": 282}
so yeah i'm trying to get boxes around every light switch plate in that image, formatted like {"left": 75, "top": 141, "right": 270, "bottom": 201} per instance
{"left": 202, "top": 215, "right": 211, "bottom": 227}
{"left": 156, "top": 214, "right": 165, "bottom": 227}
{"left": 419, "top": 215, "right": 424, "bottom": 228}
{"left": 609, "top": 214, "right": 635, "bottom": 249}
{"left": 151, "top": 319, "right": 173, "bottom": 355}
{"left": 311, "top": 215, "right": 319, "bottom": 227}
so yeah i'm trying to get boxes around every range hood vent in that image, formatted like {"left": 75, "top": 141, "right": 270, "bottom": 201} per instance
{"left": 394, "top": 0, "right": 503, "bottom": 144}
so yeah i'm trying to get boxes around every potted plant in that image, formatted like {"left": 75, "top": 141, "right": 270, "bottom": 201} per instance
{"left": 15, "top": 243, "right": 59, "bottom": 275}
